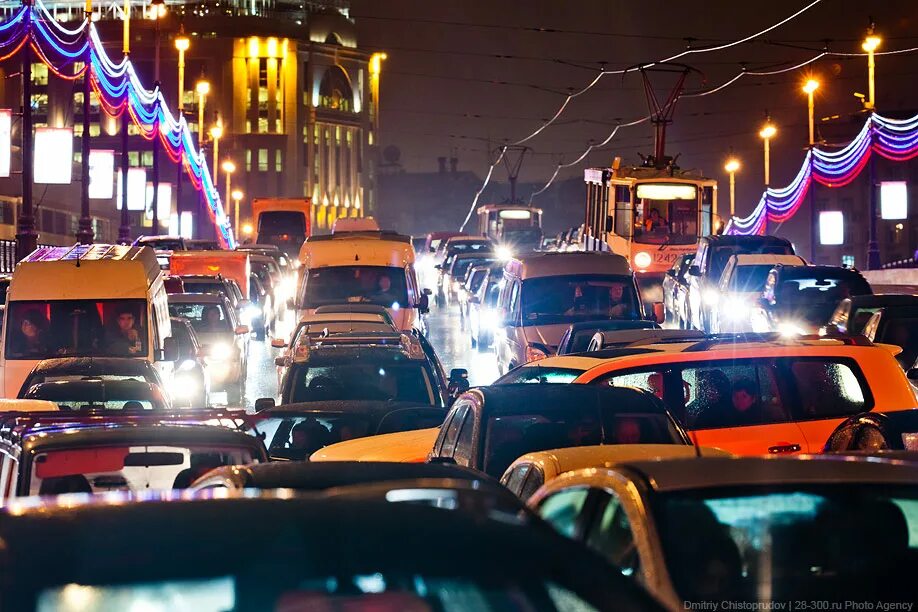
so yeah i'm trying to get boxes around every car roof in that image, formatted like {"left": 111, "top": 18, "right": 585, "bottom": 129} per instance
{"left": 508, "top": 351, "right": 651, "bottom": 372}
{"left": 510, "top": 444, "right": 727, "bottom": 476}
{"left": 0, "top": 399, "right": 59, "bottom": 412}
{"left": 729, "top": 254, "right": 805, "bottom": 266}
{"left": 25, "top": 379, "right": 162, "bottom": 401}
{"left": 847, "top": 294, "right": 918, "bottom": 307}
{"left": 27, "top": 357, "right": 156, "bottom": 376}
{"left": 775, "top": 265, "right": 866, "bottom": 280}
{"left": 567, "top": 320, "right": 658, "bottom": 334}
{"left": 297, "top": 312, "right": 388, "bottom": 323}
{"left": 617, "top": 455, "right": 918, "bottom": 492}
{"left": 203, "top": 460, "right": 488, "bottom": 490}
{"left": 446, "top": 235, "right": 490, "bottom": 243}
{"left": 253, "top": 401, "right": 443, "bottom": 420}
{"left": 591, "top": 328, "right": 705, "bottom": 347}
{"left": 310, "top": 427, "right": 439, "bottom": 462}
{"left": 465, "top": 383, "right": 667, "bottom": 417}
{"left": 168, "top": 293, "right": 229, "bottom": 304}
{"left": 703, "top": 235, "right": 792, "bottom": 247}
{"left": 507, "top": 251, "right": 631, "bottom": 279}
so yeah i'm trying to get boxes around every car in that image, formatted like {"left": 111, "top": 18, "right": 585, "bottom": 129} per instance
{"left": 190, "top": 460, "right": 492, "bottom": 492}
{"left": 827, "top": 293, "right": 918, "bottom": 334}
{"left": 749, "top": 265, "right": 872, "bottom": 335}
{"left": 570, "top": 333, "right": 918, "bottom": 455}
{"left": 22, "top": 379, "right": 170, "bottom": 411}
{"left": 0, "top": 494, "right": 660, "bottom": 612}
{"left": 687, "top": 234, "right": 795, "bottom": 333}
{"left": 237, "top": 244, "right": 297, "bottom": 305}
{"left": 710, "top": 253, "right": 806, "bottom": 333}
{"left": 247, "top": 272, "right": 274, "bottom": 340}
{"left": 444, "top": 251, "right": 496, "bottom": 306}
{"left": 243, "top": 401, "right": 447, "bottom": 460}
{"left": 272, "top": 329, "right": 461, "bottom": 407}
{"left": 435, "top": 235, "right": 492, "bottom": 303}
{"left": 494, "top": 252, "right": 652, "bottom": 374}
{"left": 169, "top": 316, "right": 210, "bottom": 408}
{"left": 167, "top": 293, "right": 249, "bottom": 405}
{"left": 16, "top": 357, "right": 165, "bottom": 399}
{"left": 862, "top": 305, "right": 918, "bottom": 368}
{"left": 428, "top": 384, "right": 690, "bottom": 478}
{"left": 184, "top": 239, "right": 221, "bottom": 251}
{"left": 502, "top": 444, "right": 730, "bottom": 501}
{"left": 177, "top": 273, "right": 248, "bottom": 323}
{"left": 586, "top": 328, "right": 705, "bottom": 351}
{"left": 467, "top": 264, "right": 504, "bottom": 351}
{"left": 529, "top": 455, "right": 918, "bottom": 607}
{"left": 0, "top": 414, "right": 266, "bottom": 499}
{"left": 823, "top": 408, "right": 918, "bottom": 452}
{"left": 458, "top": 261, "right": 501, "bottom": 327}
{"left": 311, "top": 426, "right": 441, "bottom": 463}
{"left": 661, "top": 254, "right": 692, "bottom": 326}
{"left": 133, "top": 235, "right": 187, "bottom": 251}
{"left": 250, "top": 253, "right": 285, "bottom": 324}
{"left": 556, "top": 321, "right": 662, "bottom": 355}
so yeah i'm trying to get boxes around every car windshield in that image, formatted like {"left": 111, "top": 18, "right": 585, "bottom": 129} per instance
{"left": 259, "top": 211, "right": 306, "bottom": 236}
{"left": 23, "top": 381, "right": 164, "bottom": 410}
{"left": 467, "top": 269, "right": 489, "bottom": 293}
{"left": 303, "top": 266, "right": 409, "bottom": 308}
{"left": 728, "top": 265, "right": 774, "bottom": 292}
{"left": 503, "top": 228, "right": 543, "bottom": 246}
{"left": 168, "top": 302, "right": 232, "bottom": 334}
{"left": 36, "top": 576, "right": 598, "bottom": 612}
{"left": 496, "top": 367, "right": 584, "bottom": 384}
{"left": 447, "top": 241, "right": 491, "bottom": 255}
{"left": 288, "top": 359, "right": 436, "bottom": 405}
{"left": 711, "top": 244, "right": 793, "bottom": 281}
{"left": 655, "top": 486, "right": 918, "bottom": 604}
{"left": 182, "top": 281, "right": 229, "bottom": 299}
{"left": 28, "top": 444, "right": 259, "bottom": 495}
{"left": 5, "top": 300, "right": 148, "bottom": 360}
{"left": 520, "top": 275, "right": 640, "bottom": 324}
{"left": 775, "top": 276, "right": 871, "bottom": 325}
{"left": 140, "top": 239, "right": 184, "bottom": 251}
{"left": 451, "top": 257, "right": 495, "bottom": 280}
{"left": 484, "top": 408, "right": 680, "bottom": 476}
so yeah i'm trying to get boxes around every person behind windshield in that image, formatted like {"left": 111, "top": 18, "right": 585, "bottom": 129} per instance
{"left": 606, "top": 283, "right": 631, "bottom": 318}
{"left": 199, "top": 305, "right": 225, "bottom": 332}
{"left": 371, "top": 274, "right": 399, "bottom": 305}
{"left": 106, "top": 307, "right": 143, "bottom": 355}
{"left": 644, "top": 208, "right": 669, "bottom": 232}
{"left": 10, "top": 311, "right": 51, "bottom": 356}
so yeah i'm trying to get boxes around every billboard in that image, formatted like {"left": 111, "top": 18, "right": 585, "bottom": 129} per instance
{"left": 116, "top": 168, "right": 148, "bottom": 211}
{"left": 145, "top": 182, "right": 172, "bottom": 221}
{"left": 819, "top": 211, "right": 844, "bottom": 246}
{"left": 88, "top": 149, "right": 115, "bottom": 199}
{"left": 34, "top": 127, "right": 74, "bottom": 184}
{"left": 880, "top": 181, "right": 908, "bottom": 220}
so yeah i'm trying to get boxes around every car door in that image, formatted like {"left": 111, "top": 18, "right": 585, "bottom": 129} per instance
{"left": 583, "top": 489, "right": 643, "bottom": 579}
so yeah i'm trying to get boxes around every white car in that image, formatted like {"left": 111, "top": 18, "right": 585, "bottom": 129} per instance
{"left": 711, "top": 254, "right": 805, "bottom": 333}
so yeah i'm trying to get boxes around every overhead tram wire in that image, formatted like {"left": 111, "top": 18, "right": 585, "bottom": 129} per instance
{"left": 458, "top": 0, "right": 825, "bottom": 230}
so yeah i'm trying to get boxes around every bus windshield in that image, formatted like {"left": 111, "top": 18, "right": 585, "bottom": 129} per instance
{"left": 633, "top": 183, "right": 698, "bottom": 246}
{"left": 5, "top": 300, "right": 148, "bottom": 360}
{"left": 303, "top": 266, "right": 409, "bottom": 308}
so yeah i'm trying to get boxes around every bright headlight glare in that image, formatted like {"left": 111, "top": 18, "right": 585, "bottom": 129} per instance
{"left": 725, "top": 298, "right": 750, "bottom": 320}
{"left": 778, "top": 322, "right": 806, "bottom": 337}
{"left": 209, "top": 342, "right": 234, "bottom": 361}
{"left": 482, "top": 309, "right": 500, "bottom": 330}
{"left": 633, "top": 251, "right": 652, "bottom": 269}
{"left": 497, "top": 246, "right": 514, "bottom": 261}
{"left": 179, "top": 359, "right": 197, "bottom": 371}
{"left": 703, "top": 289, "right": 720, "bottom": 306}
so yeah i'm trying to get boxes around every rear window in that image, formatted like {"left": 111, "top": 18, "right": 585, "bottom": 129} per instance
{"left": 168, "top": 302, "right": 232, "bottom": 333}
{"left": 287, "top": 360, "right": 436, "bottom": 405}
{"left": 496, "top": 367, "right": 583, "bottom": 384}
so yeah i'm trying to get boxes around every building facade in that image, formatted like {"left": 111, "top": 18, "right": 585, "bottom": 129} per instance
{"left": 0, "top": 0, "right": 377, "bottom": 242}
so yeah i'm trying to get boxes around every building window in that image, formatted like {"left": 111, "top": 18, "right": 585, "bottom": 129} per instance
{"left": 89, "top": 124, "right": 101, "bottom": 137}
{"left": 275, "top": 150, "right": 282, "bottom": 172}
{"left": 258, "top": 148, "right": 268, "bottom": 172}
{"left": 31, "top": 63, "right": 49, "bottom": 87}
{"left": 258, "top": 118, "right": 269, "bottom": 133}
{"left": 246, "top": 149, "right": 252, "bottom": 171}
{"left": 142, "top": 151, "right": 153, "bottom": 167}
{"left": 275, "top": 118, "right": 282, "bottom": 133}
{"left": 318, "top": 66, "right": 352, "bottom": 112}
{"left": 842, "top": 255, "right": 855, "bottom": 268}
{"left": 128, "top": 151, "right": 140, "bottom": 166}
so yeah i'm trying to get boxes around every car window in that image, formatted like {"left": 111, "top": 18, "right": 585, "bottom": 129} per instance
{"left": 586, "top": 492, "right": 640, "bottom": 577}
{"left": 788, "top": 359, "right": 870, "bottom": 419}
{"left": 168, "top": 302, "right": 232, "bottom": 334}
{"left": 496, "top": 367, "right": 584, "bottom": 384}
{"left": 538, "top": 488, "right": 590, "bottom": 538}
{"left": 682, "top": 361, "right": 789, "bottom": 429}
{"left": 288, "top": 361, "right": 436, "bottom": 405}
{"left": 502, "top": 463, "right": 531, "bottom": 497}
{"left": 453, "top": 410, "right": 475, "bottom": 466}
{"left": 440, "top": 403, "right": 468, "bottom": 458}
{"left": 520, "top": 465, "right": 545, "bottom": 501}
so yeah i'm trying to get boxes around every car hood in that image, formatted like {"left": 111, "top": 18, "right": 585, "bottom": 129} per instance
{"left": 522, "top": 324, "right": 569, "bottom": 352}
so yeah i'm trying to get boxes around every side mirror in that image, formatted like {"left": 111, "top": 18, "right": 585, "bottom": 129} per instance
{"left": 253, "top": 397, "right": 276, "bottom": 413}
{"left": 423, "top": 288, "right": 432, "bottom": 295}
{"left": 235, "top": 325, "right": 250, "bottom": 335}
{"left": 271, "top": 337, "right": 288, "bottom": 349}
{"left": 688, "top": 265, "right": 701, "bottom": 277}
{"left": 418, "top": 293, "right": 429, "bottom": 314}
{"left": 162, "top": 336, "right": 179, "bottom": 362}
{"left": 427, "top": 456, "right": 457, "bottom": 466}
{"left": 448, "top": 368, "right": 470, "bottom": 397}
{"left": 651, "top": 302, "right": 665, "bottom": 324}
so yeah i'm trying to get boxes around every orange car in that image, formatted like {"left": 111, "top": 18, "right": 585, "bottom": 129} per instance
{"left": 569, "top": 334, "right": 917, "bottom": 455}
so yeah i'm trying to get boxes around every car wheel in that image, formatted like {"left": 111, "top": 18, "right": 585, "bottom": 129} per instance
{"left": 476, "top": 332, "right": 490, "bottom": 352}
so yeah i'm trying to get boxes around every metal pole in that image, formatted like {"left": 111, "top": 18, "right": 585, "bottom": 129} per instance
{"left": 867, "top": 144, "right": 880, "bottom": 270}
{"left": 763, "top": 137, "right": 770, "bottom": 235}
{"left": 807, "top": 91, "right": 815, "bottom": 146}
{"left": 729, "top": 171, "right": 736, "bottom": 218}
{"left": 176, "top": 45, "right": 185, "bottom": 236}
{"left": 225, "top": 171, "right": 231, "bottom": 211}
{"left": 118, "top": 115, "right": 131, "bottom": 243}
{"left": 16, "top": 0, "right": 36, "bottom": 261}
{"left": 234, "top": 196, "right": 240, "bottom": 242}
{"left": 809, "top": 154, "right": 817, "bottom": 264}
{"left": 151, "top": 16, "right": 160, "bottom": 234}
{"left": 867, "top": 49, "right": 876, "bottom": 110}
{"left": 198, "top": 92, "right": 205, "bottom": 149}
{"left": 76, "top": 4, "right": 93, "bottom": 244}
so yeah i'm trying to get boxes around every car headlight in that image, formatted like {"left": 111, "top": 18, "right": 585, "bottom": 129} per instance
{"left": 170, "top": 374, "right": 199, "bottom": 399}
{"left": 703, "top": 289, "right": 720, "bottom": 306}
{"left": 452, "top": 280, "right": 461, "bottom": 292}
{"left": 178, "top": 359, "right": 197, "bottom": 371}
{"left": 633, "top": 251, "right": 652, "bottom": 270}
{"left": 777, "top": 322, "right": 806, "bottom": 337}
{"left": 497, "top": 246, "right": 514, "bottom": 261}
{"left": 525, "top": 344, "right": 548, "bottom": 363}
{"left": 208, "top": 342, "right": 234, "bottom": 361}
{"left": 482, "top": 309, "right": 500, "bottom": 330}
{"left": 725, "top": 298, "right": 750, "bottom": 320}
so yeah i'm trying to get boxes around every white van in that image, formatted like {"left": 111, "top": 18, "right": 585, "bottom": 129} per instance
{"left": 494, "top": 252, "right": 650, "bottom": 374}
{"left": 297, "top": 232, "right": 428, "bottom": 331}
{"left": 0, "top": 244, "right": 176, "bottom": 398}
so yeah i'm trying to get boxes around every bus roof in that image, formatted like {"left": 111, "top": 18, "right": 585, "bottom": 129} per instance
{"left": 476, "top": 204, "right": 543, "bottom": 214}
{"left": 11, "top": 245, "right": 162, "bottom": 301}
{"left": 299, "top": 238, "right": 415, "bottom": 269}
{"left": 169, "top": 251, "right": 251, "bottom": 295}
{"left": 504, "top": 252, "right": 631, "bottom": 280}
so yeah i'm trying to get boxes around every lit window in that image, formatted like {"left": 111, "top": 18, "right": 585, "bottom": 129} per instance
{"left": 142, "top": 151, "right": 153, "bottom": 167}
{"left": 31, "top": 63, "right": 49, "bottom": 87}
{"left": 275, "top": 150, "right": 282, "bottom": 172}
{"left": 128, "top": 151, "right": 140, "bottom": 166}
{"left": 246, "top": 149, "right": 252, "bottom": 171}
{"left": 258, "top": 149, "right": 268, "bottom": 172}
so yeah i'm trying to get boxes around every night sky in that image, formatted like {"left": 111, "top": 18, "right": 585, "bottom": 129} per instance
{"left": 350, "top": 0, "right": 917, "bottom": 220}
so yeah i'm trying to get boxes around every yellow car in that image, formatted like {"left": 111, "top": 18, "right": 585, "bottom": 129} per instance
{"left": 310, "top": 427, "right": 438, "bottom": 463}
{"left": 501, "top": 444, "right": 730, "bottom": 500}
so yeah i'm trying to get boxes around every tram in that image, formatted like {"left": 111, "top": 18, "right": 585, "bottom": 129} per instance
{"left": 476, "top": 204, "right": 543, "bottom": 254}
{"left": 583, "top": 160, "right": 717, "bottom": 298}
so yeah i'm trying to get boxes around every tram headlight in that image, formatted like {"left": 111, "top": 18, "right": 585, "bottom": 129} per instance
{"left": 634, "top": 251, "right": 652, "bottom": 270}
{"left": 703, "top": 289, "right": 720, "bottom": 306}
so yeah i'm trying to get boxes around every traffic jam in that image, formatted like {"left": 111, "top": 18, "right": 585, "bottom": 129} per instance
{"left": 0, "top": 175, "right": 915, "bottom": 611}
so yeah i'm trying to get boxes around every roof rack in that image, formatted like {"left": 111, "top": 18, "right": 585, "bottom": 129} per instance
{"left": 306, "top": 231, "right": 411, "bottom": 244}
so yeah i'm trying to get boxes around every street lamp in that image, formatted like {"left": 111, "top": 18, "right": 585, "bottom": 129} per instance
{"left": 149, "top": 0, "right": 167, "bottom": 234}
{"left": 231, "top": 189, "right": 243, "bottom": 241}
{"left": 724, "top": 158, "right": 740, "bottom": 219}
{"left": 222, "top": 159, "right": 236, "bottom": 211}
{"left": 802, "top": 79, "right": 820, "bottom": 146}
{"left": 759, "top": 120, "right": 776, "bottom": 235}
{"left": 862, "top": 30, "right": 881, "bottom": 111}
{"left": 196, "top": 79, "right": 210, "bottom": 148}
{"left": 174, "top": 30, "right": 190, "bottom": 241}
{"left": 209, "top": 120, "right": 223, "bottom": 185}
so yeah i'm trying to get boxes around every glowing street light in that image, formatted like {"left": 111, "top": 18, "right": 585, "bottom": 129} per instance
{"left": 209, "top": 119, "right": 223, "bottom": 184}
{"left": 221, "top": 158, "right": 235, "bottom": 213}
{"left": 231, "top": 189, "right": 244, "bottom": 240}
{"left": 196, "top": 79, "right": 210, "bottom": 147}
{"left": 175, "top": 33, "right": 190, "bottom": 111}
{"left": 862, "top": 31, "right": 881, "bottom": 110}
{"left": 759, "top": 119, "right": 777, "bottom": 235}
{"left": 802, "top": 78, "right": 820, "bottom": 146}
{"left": 724, "top": 158, "right": 740, "bottom": 218}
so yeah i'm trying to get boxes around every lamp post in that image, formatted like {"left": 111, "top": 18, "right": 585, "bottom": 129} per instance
{"left": 759, "top": 120, "right": 776, "bottom": 235}
{"left": 149, "top": 0, "right": 166, "bottom": 234}
{"left": 864, "top": 27, "right": 882, "bottom": 269}
{"left": 803, "top": 79, "right": 819, "bottom": 146}
{"left": 117, "top": 0, "right": 132, "bottom": 244}
{"left": 862, "top": 30, "right": 881, "bottom": 111}
{"left": 195, "top": 79, "right": 210, "bottom": 148}
{"left": 76, "top": 0, "right": 94, "bottom": 244}
{"left": 231, "top": 189, "right": 243, "bottom": 242}
{"left": 174, "top": 31, "right": 189, "bottom": 235}
{"left": 16, "top": 0, "right": 36, "bottom": 260}
{"left": 222, "top": 159, "right": 235, "bottom": 210}
{"left": 210, "top": 120, "right": 223, "bottom": 186}
{"left": 724, "top": 158, "right": 740, "bottom": 221}
{"left": 802, "top": 78, "right": 820, "bottom": 263}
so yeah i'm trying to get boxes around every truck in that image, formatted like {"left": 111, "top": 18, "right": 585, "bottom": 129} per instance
{"left": 251, "top": 198, "right": 312, "bottom": 260}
